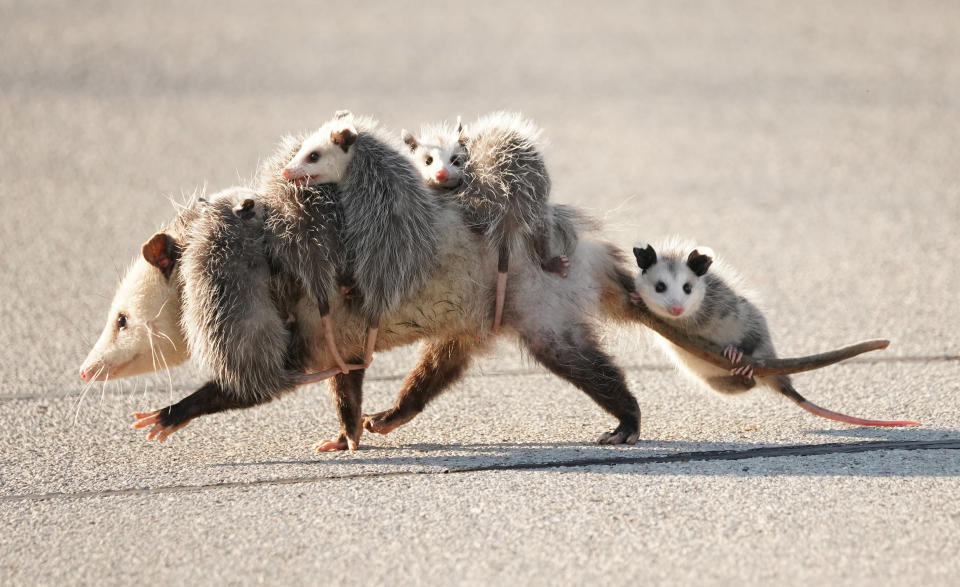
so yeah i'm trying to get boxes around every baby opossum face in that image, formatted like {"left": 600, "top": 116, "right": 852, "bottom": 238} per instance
{"left": 79, "top": 242, "right": 189, "bottom": 382}
{"left": 282, "top": 111, "right": 358, "bottom": 185}
{"left": 633, "top": 244, "right": 713, "bottom": 320}
{"left": 402, "top": 129, "right": 467, "bottom": 190}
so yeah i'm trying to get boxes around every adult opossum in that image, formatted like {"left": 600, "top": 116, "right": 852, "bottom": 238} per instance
{"left": 80, "top": 200, "right": 899, "bottom": 449}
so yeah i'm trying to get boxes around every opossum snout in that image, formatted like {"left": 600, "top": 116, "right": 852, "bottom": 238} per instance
{"left": 281, "top": 167, "right": 295, "bottom": 179}
{"left": 668, "top": 305, "right": 685, "bottom": 316}
{"left": 435, "top": 168, "right": 448, "bottom": 181}
{"left": 79, "top": 368, "right": 87, "bottom": 380}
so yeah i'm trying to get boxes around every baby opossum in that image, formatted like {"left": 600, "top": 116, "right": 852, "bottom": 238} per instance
{"left": 283, "top": 110, "right": 440, "bottom": 365}
{"left": 402, "top": 112, "right": 570, "bottom": 332}
{"left": 631, "top": 241, "right": 919, "bottom": 427}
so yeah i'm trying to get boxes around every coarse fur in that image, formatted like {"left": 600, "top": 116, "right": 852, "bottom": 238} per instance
{"left": 178, "top": 188, "right": 300, "bottom": 401}
{"left": 405, "top": 112, "right": 552, "bottom": 252}
{"left": 283, "top": 112, "right": 440, "bottom": 320}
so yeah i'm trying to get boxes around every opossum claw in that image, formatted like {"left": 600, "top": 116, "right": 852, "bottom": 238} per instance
{"left": 363, "top": 409, "right": 416, "bottom": 435}
{"left": 132, "top": 410, "right": 189, "bottom": 441}
{"left": 315, "top": 437, "right": 350, "bottom": 452}
{"left": 597, "top": 423, "right": 639, "bottom": 445}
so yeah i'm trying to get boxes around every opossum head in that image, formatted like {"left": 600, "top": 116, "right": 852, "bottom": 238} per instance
{"left": 79, "top": 232, "right": 189, "bottom": 381}
{"left": 401, "top": 118, "right": 467, "bottom": 190}
{"left": 633, "top": 244, "right": 713, "bottom": 320}
{"left": 282, "top": 110, "right": 358, "bottom": 185}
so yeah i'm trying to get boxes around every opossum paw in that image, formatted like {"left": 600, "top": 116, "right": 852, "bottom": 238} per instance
{"left": 131, "top": 410, "right": 189, "bottom": 442}
{"left": 628, "top": 292, "right": 641, "bottom": 306}
{"left": 363, "top": 409, "right": 416, "bottom": 435}
{"left": 723, "top": 346, "right": 744, "bottom": 364}
{"left": 597, "top": 423, "right": 639, "bottom": 445}
{"left": 315, "top": 437, "right": 350, "bottom": 452}
{"left": 542, "top": 255, "right": 571, "bottom": 277}
{"left": 730, "top": 365, "right": 754, "bottom": 379}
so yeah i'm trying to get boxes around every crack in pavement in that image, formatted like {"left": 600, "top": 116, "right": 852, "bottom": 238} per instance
{"left": 3, "top": 439, "right": 958, "bottom": 504}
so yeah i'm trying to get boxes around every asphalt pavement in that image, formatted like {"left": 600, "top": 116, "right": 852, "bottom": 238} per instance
{"left": 1, "top": 1, "right": 959, "bottom": 584}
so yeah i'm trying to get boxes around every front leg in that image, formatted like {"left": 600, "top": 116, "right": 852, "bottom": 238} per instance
{"left": 132, "top": 380, "right": 268, "bottom": 442}
{"left": 315, "top": 357, "right": 365, "bottom": 452}
{"left": 364, "top": 337, "right": 473, "bottom": 435}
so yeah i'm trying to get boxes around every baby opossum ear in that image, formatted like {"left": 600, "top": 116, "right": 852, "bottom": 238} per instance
{"left": 330, "top": 126, "right": 358, "bottom": 153}
{"left": 633, "top": 245, "right": 657, "bottom": 271}
{"left": 456, "top": 116, "right": 467, "bottom": 144}
{"left": 686, "top": 247, "right": 714, "bottom": 277}
{"left": 401, "top": 129, "right": 419, "bottom": 151}
{"left": 141, "top": 232, "right": 181, "bottom": 280}
{"left": 334, "top": 109, "right": 353, "bottom": 120}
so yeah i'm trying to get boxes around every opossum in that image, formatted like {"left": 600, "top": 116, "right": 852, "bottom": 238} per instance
{"left": 402, "top": 112, "right": 570, "bottom": 332}
{"left": 630, "top": 240, "right": 919, "bottom": 427}
{"left": 80, "top": 195, "right": 902, "bottom": 449}
{"left": 282, "top": 110, "right": 440, "bottom": 367}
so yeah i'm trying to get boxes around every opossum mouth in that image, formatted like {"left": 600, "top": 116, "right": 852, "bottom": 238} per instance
{"left": 431, "top": 178, "right": 462, "bottom": 190}
{"left": 293, "top": 175, "right": 323, "bottom": 186}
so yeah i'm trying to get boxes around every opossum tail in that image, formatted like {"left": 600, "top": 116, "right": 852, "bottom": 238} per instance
{"left": 771, "top": 376, "right": 920, "bottom": 427}
{"left": 179, "top": 192, "right": 299, "bottom": 402}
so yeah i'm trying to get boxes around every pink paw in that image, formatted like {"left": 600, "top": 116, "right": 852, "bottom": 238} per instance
{"left": 730, "top": 365, "right": 754, "bottom": 379}
{"left": 723, "top": 345, "right": 744, "bottom": 364}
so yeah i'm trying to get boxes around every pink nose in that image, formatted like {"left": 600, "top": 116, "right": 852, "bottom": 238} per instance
{"left": 79, "top": 369, "right": 87, "bottom": 380}
{"left": 669, "top": 306, "right": 684, "bottom": 316}
{"left": 281, "top": 167, "right": 293, "bottom": 179}
{"left": 435, "top": 168, "right": 448, "bottom": 181}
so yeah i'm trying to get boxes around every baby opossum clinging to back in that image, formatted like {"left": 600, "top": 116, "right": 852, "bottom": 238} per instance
{"left": 283, "top": 111, "right": 440, "bottom": 366}
{"left": 631, "top": 241, "right": 919, "bottom": 427}
{"left": 402, "top": 112, "right": 570, "bottom": 332}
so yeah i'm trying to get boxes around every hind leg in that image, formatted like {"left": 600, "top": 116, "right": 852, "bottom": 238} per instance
{"left": 316, "top": 358, "right": 365, "bottom": 452}
{"left": 493, "top": 243, "right": 509, "bottom": 333}
{"left": 520, "top": 326, "right": 640, "bottom": 444}
{"left": 533, "top": 222, "right": 569, "bottom": 277}
{"left": 364, "top": 338, "right": 473, "bottom": 435}
{"left": 132, "top": 380, "right": 270, "bottom": 442}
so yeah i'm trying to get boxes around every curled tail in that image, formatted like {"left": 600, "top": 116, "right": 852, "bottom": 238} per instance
{"left": 180, "top": 191, "right": 298, "bottom": 402}
{"left": 773, "top": 376, "right": 920, "bottom": 427}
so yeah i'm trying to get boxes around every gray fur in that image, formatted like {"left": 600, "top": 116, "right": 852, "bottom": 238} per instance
{"left": 340, "top": 118, "right": 440, "bottom": 319}
{"left": 256, "top": 134, "right": 344, "bottom": 317}
{"left": 178, "top": 189, "right": 298, "bottom": 401}
{"left": 457, "top": 112, "right": 551, "bottom": 248}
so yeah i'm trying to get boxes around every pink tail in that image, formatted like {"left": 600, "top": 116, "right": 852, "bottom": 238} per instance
{"left": 777, "top": 376, "right": 919, "bottom": 428}
{"left": 795, "top": 399, "right": 920, "bottom": 427}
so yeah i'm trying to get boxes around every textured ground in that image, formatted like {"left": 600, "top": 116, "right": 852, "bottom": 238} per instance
{"left": 1, "top": 1, "right": 959, "bottom": 585}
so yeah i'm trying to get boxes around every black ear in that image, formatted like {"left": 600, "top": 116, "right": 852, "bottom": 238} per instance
{"left": 330, "top": 127, "right": 358, "bottom": 153}
{"left": 686, "top": 248, "right": 714, "bottom": 277}
{"left": 141, "top": 232, "right": 181, "bottom": 280}
{"left": 401, "top": 129, "right": 419, "bottom": 151}
{"left": 234, "top": 198, "right": 256, "bottom": 220}
{"left": 334, "top": 109, "right": 353, "bottom": 120}
{"left": 633, "top": 245, "right": 657, "bottom": 272}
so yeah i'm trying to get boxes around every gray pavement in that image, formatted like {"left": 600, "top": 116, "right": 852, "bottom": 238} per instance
{"left": 2, "top": 1, "right": 959, "bottom": 584}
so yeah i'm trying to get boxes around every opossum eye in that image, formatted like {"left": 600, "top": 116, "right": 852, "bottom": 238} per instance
{"left": 117, "top": 313, "right": 128, "bottom": 331}
{"left": 683, "top": 283, "right": 693, "bottom": 294}
{"left": 308, "top": 151, "right": 320, "bottom": 163}
{"left": 425, "top": 156, "right": 434, "bottom": 166}
{"left": 655, "top": 282, "right": 667, "bottom": 293}
{"left": 450, "top": 155, "right": 462, "bottom": 167}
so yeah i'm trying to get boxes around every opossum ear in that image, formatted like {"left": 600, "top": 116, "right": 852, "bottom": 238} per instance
{"left": 633, "top": 245, "right": 657, "bottom": 272}
{"left": 456, "top": 116, "right": 467, "bottom": 144}
{"left": 141, "top": 232, "right": 181, "bottom": 280}
{"left": 401, "top": 129, "right": 419, "bottom": 151}
{"left": 334, "top": 110, "right": 353, "bottom": 120}
{"left": 687, "top": 247, "right": 714, "bottom": 277}
{"left": 330, "top": 126, "right": 358, "bottom": 153}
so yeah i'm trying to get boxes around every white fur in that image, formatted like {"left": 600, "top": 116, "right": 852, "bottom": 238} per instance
{"left": 282, "top": 115, "right": 357, "bottom": 183}
{"left": 402, "top": 121, "right": 467, "bottom": 190}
